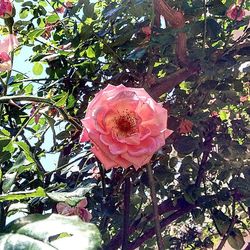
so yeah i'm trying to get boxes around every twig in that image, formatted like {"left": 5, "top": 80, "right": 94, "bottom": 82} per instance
{"left": 122, "top": 176, "right": 131, "bottom": 250}
{"left": 0, "top": 95, "right": 82, "bottom": 130}
{"left": 146, "top": 163, "right": 164, "bottom": 250}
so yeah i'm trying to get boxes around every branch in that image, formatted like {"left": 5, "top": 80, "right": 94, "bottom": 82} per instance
{"left": 0, "top": 95, "right": 82, "bottom": 130}
{"left": 149, "top": 62, "right": 200, "bottom": 99}
{"left": 154, "top": 0, "right": 185, "bottom": 28}
{"left": 105, "top": 189, "right": 250, "bottom": 250}
{"left": 128, "top": 204, "right": 195, "bottom": 250}
{"left": 104, "top": 197, "right": 187, "bottom": 250}
{"left": 122, "top": 177, "right": 131, "bottom": 250}
{"left": 146, "top": 163, "right": 165, "bottom": 250}
{"left": 154, "top": 0, "right": 188, "bottom": 65}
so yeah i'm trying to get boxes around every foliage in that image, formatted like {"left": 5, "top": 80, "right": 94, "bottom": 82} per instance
{"left": 0, "top": 213, "right": 101, "bottom": 249}
{"left": 0, "top": 0, "right": 249, "bottom": 249}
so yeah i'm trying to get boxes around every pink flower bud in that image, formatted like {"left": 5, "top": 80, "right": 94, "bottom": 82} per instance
{"left": 226, "top": 4, "right": 245, "bottom": 21}
{"left": 0, "top": 0, "right": 13, "bottom": 19}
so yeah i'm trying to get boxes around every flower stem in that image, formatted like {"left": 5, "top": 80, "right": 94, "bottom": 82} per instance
{"left": 146, "top": 163, "right": 164, "bottom": 250}
{"left": 122, "top": 176, "right": 131, "bottom": 250}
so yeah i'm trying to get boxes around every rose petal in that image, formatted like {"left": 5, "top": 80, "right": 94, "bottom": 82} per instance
{"left": 121, "top": 152, "right": 153, "bottom": 169}
{"left": 128, "top": 137, "right": 157, "bottom": 156}
{"left": 90, "top": 132, "right": 131, "bottom": 168}
{"left": 91, "top": 146, "right": 117, "bottom": 169}
{"left": 100, "top": 134, "right": 127, "bottom": 154}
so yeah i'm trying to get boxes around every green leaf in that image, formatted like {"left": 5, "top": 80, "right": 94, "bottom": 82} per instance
{"left": 84, "top": 2, "right": 95, "bottom": 18}
{"left": 2, "top": 173, "right": 17, "bottom": 193}
{"left": 0, "top": 234, "right": 56, "bottom": 250}
{"left": 229, "top": 177, "right": 250, "bottom": 196}
{"left": 3, "top": 140, "right": 15, "bottom": 153}
{"left": 16, "top": 141, "right": 34, "bottom": 163}
{"left": 67, "top": 94, "right": 76, "bottom": 109}
{"left": 19, "top": 8, "right": 29, "bottom": 19}
{"left": 174, "top": 136, "right": 198, "bottom": 155}
{"left": 33, "top": 62, "right": 44, "bottom": 75}
{"left": 0, "top": 187, "right": 46, "bottom": 202}
{"left": 47, "top": 186, "right": 94, "bottom": 206}
{"left": 191, "top": 208, "right": 205, "bottom": 224}
{"left": 212, "top": 209, "right": 231, "bottom": 235}
{"left": 28, "top": 29, "right": 45, "bottom": 41}
{"left": 55, "top": 92, "right": 69, "bottom": 107}
{"left": 86, "top": 47, "right": 95, "bottom": 58}
{"left": 46, "top": 13, "right": 60, "bottom": 24}
{"left": 208, "top": 0, "right": 227, "bottom": 15}
{"left": 219, "top": 110, "right": 229, "bottom": 121}
{"left": 3, "top": 214, "right": 102, "bottom": 250}
{"left": 184, "top": 185, "right": 201, "bottom": 204}
{"left": 127, "top": 48, "right": 146, "bottom": 61}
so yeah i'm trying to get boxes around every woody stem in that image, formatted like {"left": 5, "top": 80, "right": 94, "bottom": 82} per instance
{"left": 122, "top": 176, "right": 131, "bottom": 250}
{"left": 146, "top": 163, "right": 164, "bottom": 250}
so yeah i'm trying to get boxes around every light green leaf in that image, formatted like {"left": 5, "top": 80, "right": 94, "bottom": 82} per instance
{"left": 33, "top": 62, "right": 44, "bottom": 75}
{"left": 0, "top": 234, "right": 56, "bottom": 250}
{"left": 55, "top": 92, "right": 69, "bottom": 107}
{"left": 47, "top": 186, "right": 94, "bottom": 206}
{"left": 3, "top": 214, "right": 102, "bottom": 250}
{"left": 86, "top": 47, "right": 95, "bottom": 58}
{"left": 0, "top": 187, "right": 46, "bottom": 202}
{"left": 46, "top": 13, "right": 60, "bottom": 24}
{"left": 16, "top": 141, "right": 34, "bottom": 163}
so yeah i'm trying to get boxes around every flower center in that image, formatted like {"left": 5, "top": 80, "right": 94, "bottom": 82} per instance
{"left": 114, "top": 111, "right": 138, "bottom": 136}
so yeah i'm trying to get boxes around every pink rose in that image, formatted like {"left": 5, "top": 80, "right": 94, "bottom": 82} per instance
{"left": 80, "top": 84, "right": 173, "bottom": 170}
{"left": 226, "top": 4, "right": 245, "bottom": 21}
{"left": 0, "top": 34, "right": 18, "bottom": 72}
{"left": 0, "top": 0, "right": 13, "bottom": 19}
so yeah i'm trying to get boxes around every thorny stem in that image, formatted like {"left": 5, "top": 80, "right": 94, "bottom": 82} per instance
{"left": 122, "top": 176, "right": 131, "bottom": 250}
{"left": 146, "top": 163, "right": 164, "bottom": 250}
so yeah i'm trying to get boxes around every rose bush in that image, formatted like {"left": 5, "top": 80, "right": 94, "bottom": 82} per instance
{"left": 80, "top": 84, "right": 172, "bottom": 170}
